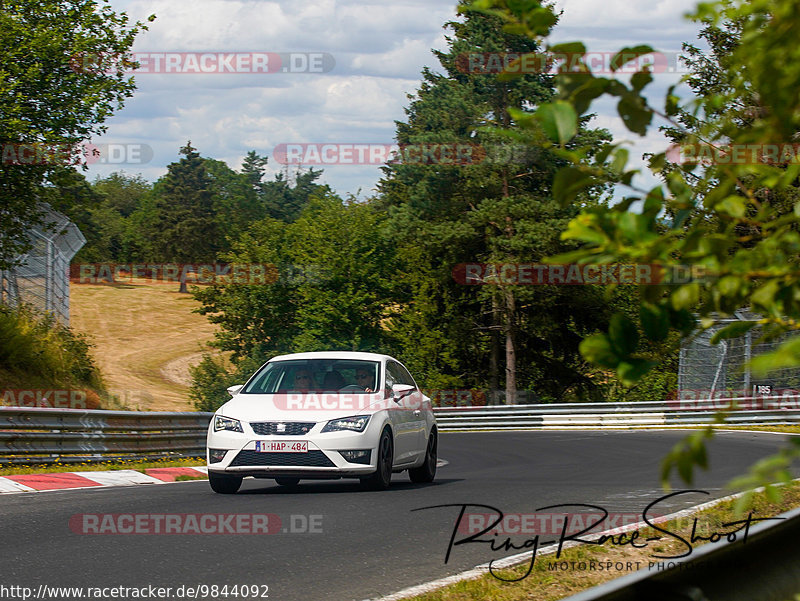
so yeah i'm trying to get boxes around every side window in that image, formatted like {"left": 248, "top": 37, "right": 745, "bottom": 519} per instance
{"left": 387, "top": 361, "right": 415, "bottom": 388}
{"left": 395, "top": 363, "right": 416, "bottom": 388}
{"left": 384, "top": 363, "right": 396, "bottom": 395}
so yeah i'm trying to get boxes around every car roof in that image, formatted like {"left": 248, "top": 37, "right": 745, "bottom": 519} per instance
{"left": 268, "top": 351, "right": 394, "bottom": 363}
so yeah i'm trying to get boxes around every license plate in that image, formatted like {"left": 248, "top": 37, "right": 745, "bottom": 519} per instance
{"left": 255, "top": 440, "right": 308, "bottom": 453}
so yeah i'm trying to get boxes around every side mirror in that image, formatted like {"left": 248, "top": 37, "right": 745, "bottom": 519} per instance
{"left": 391, "top": 383, "right": 415, "bottom": 402}
{"left": 227, "top": 384, "right": 244, "bottom": 397}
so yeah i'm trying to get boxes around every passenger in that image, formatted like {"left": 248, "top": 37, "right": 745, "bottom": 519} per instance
{"left": 293, "top": 369, "right": 314, "bottom": 392}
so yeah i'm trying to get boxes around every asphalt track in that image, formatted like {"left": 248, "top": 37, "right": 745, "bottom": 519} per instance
{"left": 0, "top": 430, "right": 795, "bottom": 601}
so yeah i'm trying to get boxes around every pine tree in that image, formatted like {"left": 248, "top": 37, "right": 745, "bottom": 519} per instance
{"left": 262, "top": 168, "right": 329, "bottom": 222}
{"left": 379, "top": 4, "right": 611, "bottom": 401}
{"left": 241, "top": 151, "right": 269, "bottom": 191}
{"left": 150, "top": 142, "right": 221, "bottom": 292}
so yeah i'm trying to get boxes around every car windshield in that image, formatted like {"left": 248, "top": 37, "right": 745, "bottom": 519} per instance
{"left": 241, "top": 359, "right": 380, "bottom": 394}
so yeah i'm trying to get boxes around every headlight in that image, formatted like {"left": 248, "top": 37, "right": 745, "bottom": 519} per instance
{"left": 214, "top": 415, "right": 243, "bottom": 432}
{"left": 321, "top": 415, "right": 371, "bottom": 433}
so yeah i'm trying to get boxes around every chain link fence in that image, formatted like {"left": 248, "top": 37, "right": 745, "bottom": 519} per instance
{"left": 0, "top": 205, "right": 85, "bottom": 325}
{"left": 678, "top": 310, "right": 800, "bottom": 399}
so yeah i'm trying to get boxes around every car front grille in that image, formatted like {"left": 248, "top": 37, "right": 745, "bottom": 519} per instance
{"left": 250, "top": 421, "right": 316, "bottom": 436}
{"left": 229, "top": 450, "right": 336, "bottom": 467}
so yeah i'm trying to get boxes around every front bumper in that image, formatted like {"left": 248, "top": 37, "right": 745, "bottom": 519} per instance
{"left": 206, "top": 426, "right": 379, "bottom": 479}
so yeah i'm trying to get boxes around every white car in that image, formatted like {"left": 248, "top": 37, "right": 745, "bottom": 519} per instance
{"left": 206, "top": 351, "right": 438, "bottom": 493}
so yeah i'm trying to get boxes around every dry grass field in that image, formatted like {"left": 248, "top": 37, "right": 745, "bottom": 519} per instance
{"left": 70, "top": 280, "right": 224, "bottom": 411}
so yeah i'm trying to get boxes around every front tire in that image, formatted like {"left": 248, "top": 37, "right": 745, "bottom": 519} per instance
{"left": 209, "top": 472, "right": 242, "bottom": 494}
{"left": 361, "top": 429, "right": 393, "bottom": 490}
{"left": 409, "top": 430, "right": 437, "bottom": 483}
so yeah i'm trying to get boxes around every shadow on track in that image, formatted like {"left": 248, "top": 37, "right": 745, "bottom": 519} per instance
{"left": 231, "top": 477, "right": 463, "bottom": 495}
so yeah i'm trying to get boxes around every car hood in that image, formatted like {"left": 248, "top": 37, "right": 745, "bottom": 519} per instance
{"left": 216, "top": 392, "right": 397, "bottom": 423}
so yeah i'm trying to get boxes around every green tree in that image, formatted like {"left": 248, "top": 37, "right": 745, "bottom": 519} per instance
{"left": 660, "top": 18, "right": 799, "bottom": 244}
{"left": 262, "top": 168, "right": 330, "bottom": 223}
{"left": 190, "top": 194, "right": 397, "bottom": 411}
{"left": 144, "top": 142, "right": 222, "bottom": 291}
{"left": 288, "top": 195, "right": 396, "bottom": 352}
{"left": 93, "top": 172, "right": 151, "bottom": 219}
{"left": 0, "top": 0, "right": 152, "bottom": 267}
{"left": 469, "top": 0, "right": 800, "bottom": 494}
{"left": 240, "top": 151, "right": 269, "bottom": 194}
{"left": 126, "top": 152, "right": 284, "bottom": 267}
{"left": 378, "top": 3, "right": 612, "bottom": 401}
{"left": 203, "top": 157, "right": 263, "bottom": 241}
{"left": 89, "top": 172, "right": 152, "bottom": 261}
{"left": 47, "top": 171, "right": 155, "bottom": 263}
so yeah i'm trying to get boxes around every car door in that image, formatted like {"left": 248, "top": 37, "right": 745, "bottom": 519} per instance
{"left": 392, "top": 360, "right": 427, "bottom": 459}
{"left": 384, "top": 361, "right": 415, "bottom": 464}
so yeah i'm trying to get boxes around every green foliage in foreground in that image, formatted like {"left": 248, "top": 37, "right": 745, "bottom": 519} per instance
{"left": 467, "top": 0, "right": 800, "bottom": 490}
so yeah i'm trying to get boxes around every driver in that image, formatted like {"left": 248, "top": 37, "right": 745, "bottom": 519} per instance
{"left": 355, "top": 368, "right": 374, "bottom": 392}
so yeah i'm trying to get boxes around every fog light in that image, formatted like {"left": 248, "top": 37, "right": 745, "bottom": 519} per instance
{"left": 339, "top": 449, "right": 371, "bottom": 464}
{"left": 208, "top": 449, "right": 227, "bottom": 463}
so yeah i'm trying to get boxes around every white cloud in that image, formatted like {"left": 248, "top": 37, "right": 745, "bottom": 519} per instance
{"left": 86, "top": 0, "right": 706, "bottom": 197}
{"left": 552, "top": 0, "right": 699, "bottom": 34}
{"left": 349, "top": 36, "right": 449, "bottom": 79}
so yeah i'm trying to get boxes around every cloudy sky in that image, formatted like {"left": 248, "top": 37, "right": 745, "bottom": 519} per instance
{"left": 86, "top": 0, "right": 705, "bottom": 198}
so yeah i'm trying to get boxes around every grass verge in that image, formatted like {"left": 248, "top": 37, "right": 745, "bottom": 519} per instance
{"left": 717, "top": 425, "right": 800, "bottom": 434}
{"left": 69, "top": 280, "right": 224, "bottom": 411}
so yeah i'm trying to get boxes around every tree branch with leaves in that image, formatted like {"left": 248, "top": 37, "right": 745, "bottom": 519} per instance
{"left": 467, "top": 0, "right": 800, "bottom": 494}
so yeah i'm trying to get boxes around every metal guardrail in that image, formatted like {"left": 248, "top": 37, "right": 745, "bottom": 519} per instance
{"left": 0, "top": 407, "right": 213, "bottom": 465}
{"left": 432, "top": 397, "right": 800, "bottom": 430}
{"left": 2, "top": 397, "right": 798, "bottom": 464}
